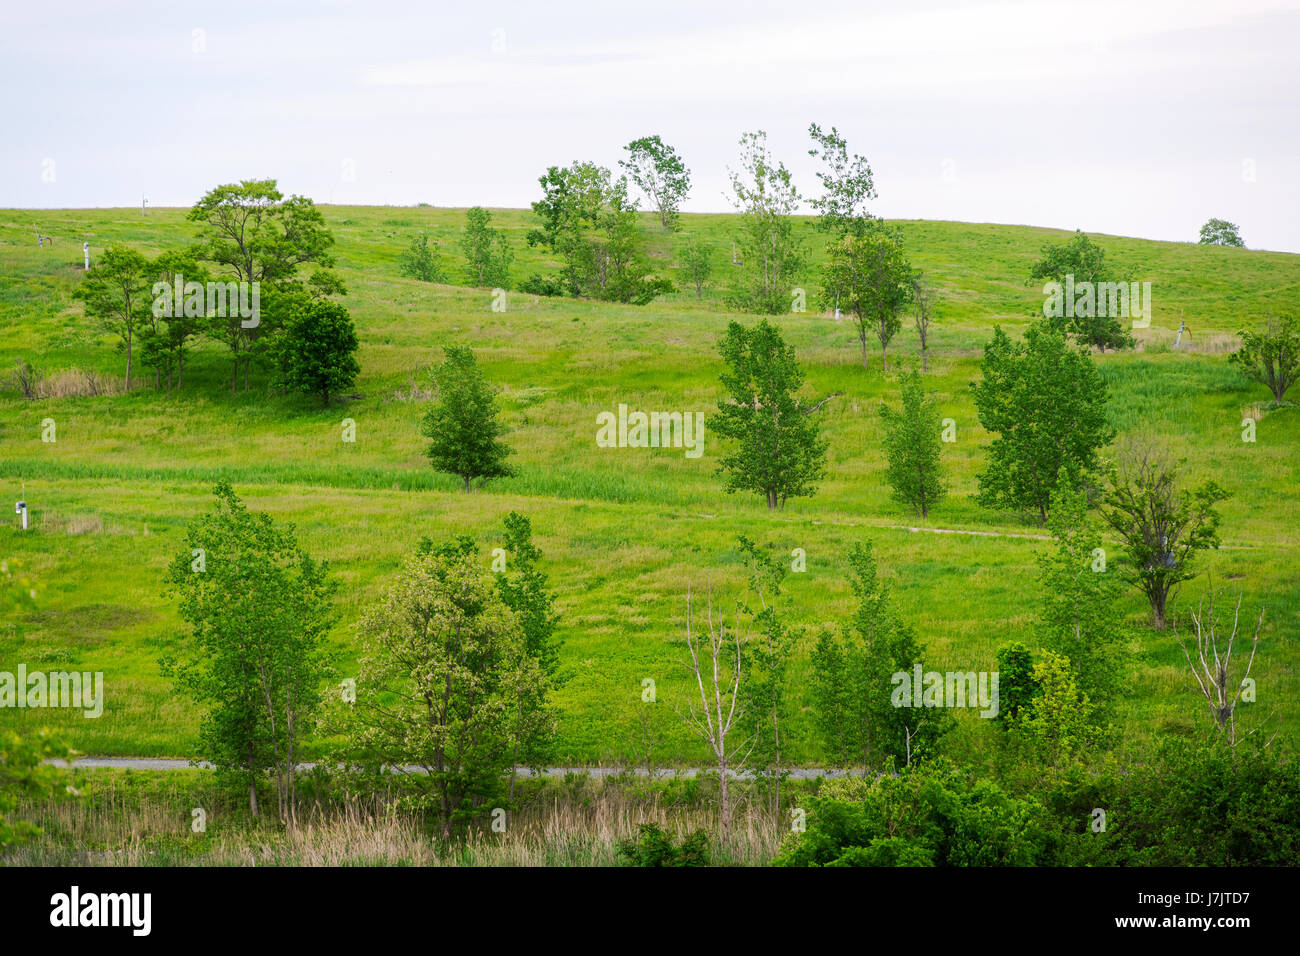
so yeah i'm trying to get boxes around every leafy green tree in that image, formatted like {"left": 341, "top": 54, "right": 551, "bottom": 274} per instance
{"left": 397, "top": 232, "right": 446, "bottom": 282}
{"left": 821, "top": 230, "right": 912, "bottom": 369}
{"left": 274, "top": 296, "right": 360, "bottom": 406}
{"left": 163, "top": 481, "right": 336, "bottom": 821}
{"left": 1100, "top": 440, "right": 1229, "bottom": 629}
{"left": 71, "top": 244, "right": 151, "bottom": 389}
{"left": 736, "top": 536, "right": 794, "bottom": 814}
{"left": 1229, "top": 313, "right": 1298, "bottom": 403}
{"left": 139, "top": 249, "right": 209, "bottom": 390}
{"left": 712, "top": 319, "right": 828, "bottom": 510}
{"left": 187, "top": 179, "right": 342, "bottom": 391}
{"left": 459, "top": 207, "right": 513, "bottom": 288}
{"left": 1035, "top": 479, "right": 1127, "bottom": 704}
{"left": 911, "top": 271, "right": 937, "bottom": 373}
{"left": 726, "top": 131, "right": 804, "bottom": 314}
{"left": 810, "top": 542, "right": 949, "bottom": 769}
{"left": 420, "top": 346, "right": 513, "bottom": 491}
{"left": 527, "top": 161, "right": 671, "bottom": 304}
{"left": 994, "top": 643, "right": 1040, "bottom": 726}
{"left": 1018, "top": 651, "right": 1102, "bottom": 770}
{"left": 347, "top": 546, "right": 544, "bottom": 838}
{"left": 807, "top": 122, "right": 878, "bottom": 238}
{"left": 879, "top": 371, "right": 946, "bottom": 518}
{"left": 1198, "top": 218, "right": 1245, "bottom": 247}
{"left": 678, "top": 236, "right": 713, "bottom": 299}
{"left": 619, "top": 135, "right": 692, "bottom": 229}
{"left": 971, "top": 323, "right": 1115, "bottom": 524}
{"left": 1029, "top": 230, "right": 1134, "bottom": 352}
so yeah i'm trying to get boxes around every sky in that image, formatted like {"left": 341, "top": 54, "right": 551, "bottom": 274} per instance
{"left": 3, "top": 0, "right": 1299, "bottom": 251}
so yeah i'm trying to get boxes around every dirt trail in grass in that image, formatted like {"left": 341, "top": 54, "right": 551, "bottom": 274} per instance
{"left": 51, "top": 757, "right": 866, "bottom": 779}
{"left": 889, "top": 525, "right": 1051, "bottom": 540}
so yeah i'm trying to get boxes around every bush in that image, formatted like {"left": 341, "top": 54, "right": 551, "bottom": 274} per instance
{"left": 518, "top": 273, "right": 567, "bottom": 297}
{"left": 615, "top": 823, "right": 710, "bottom": 867}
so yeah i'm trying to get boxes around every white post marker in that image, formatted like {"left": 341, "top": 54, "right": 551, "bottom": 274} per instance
{"left": 142, "top": 196, "right": 148, "bottom": 216}
{"left": 16, "top": 482, "right": 27, "bottom": 531}
{"left": 83, "top": 241, "right": 90, "bottom": 270}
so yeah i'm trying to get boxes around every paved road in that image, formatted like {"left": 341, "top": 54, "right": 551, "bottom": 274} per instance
{"left": 51, "top": 757, "right": 868, "bottom": 780}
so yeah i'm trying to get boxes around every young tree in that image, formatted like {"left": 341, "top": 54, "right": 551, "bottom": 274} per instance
{"left": 726, "top": 131, "right": 804, "bottom": 314}
{"left": 807, "top": 122, "right": 878, "bottom": 238}
{"left": 810, "top": 541, "right": 948, "bottom": 769}
{"left": 1029, "top": 230, "right": 1134, "bottom": 352}
{"left": 459, "top": 207, "right": 513, "bottom": 288}
{"left": 274, "top": 296, "right": 360, "bottom": 406}
{"left": 1199, "top": 218, "right": 1245, "bottom": 247}
{"left": 163, "top": 481, "right": 335, "bottom": 822}
{"left": 1100, "top": 440, "right": 1229, "bottom": 629}
{"left": 348, "top": 546, "right": 543, "bottom": 838}
{"left": 420, "top": 346, "right": 513, "bottom": 491}
{"left": 188, "top": 179, "right": 342, "bottom": 391}
{"left": 879, "top": 370, "right": 946, "bottom": 518}
{"left": 140, "top": 249, "right": 209, "bottom": 390}
{"left": 712, "top": 319, "right": 828, "bottom": 510}
{"left": 678, "top": 236, "right": 713, "bottom": 299}
{"left": 736, "top": 536, "right": 794, "bottom": 815}
{"left": 972, "top": 323, "right": 1115, "bottom": 524}
{"left": 821, "top": 231, "right": 912, "bottom": 370}
{"left": 911, "top": 271, "right": 937, "bottom": 372}
{"left": 676, "top": 587, "right": 748, "bottom": 840}
{"left": 1018, "top": 651, "right": 1101, "bottom": 771}
{"left": 1035, "top": 479, "right": 1127, "bottom": 704}
{"left": 619, "top": 135, "right": 692, "bottom": 229}
{"left": 1229, "top": 313, "right": 1298, "bottom": 404}
{"left": 397, "top": 232, "right": 446, "bottom": 282}
{"left": 71, "top": 244, "right": 151, "bottom": 389}
{"left": 1174, "top": 590, "right": 1263, "bottom": 745}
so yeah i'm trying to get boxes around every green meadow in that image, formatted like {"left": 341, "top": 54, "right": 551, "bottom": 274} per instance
{"left": 1, "top": 205, "right": 1297, "bottom": 767}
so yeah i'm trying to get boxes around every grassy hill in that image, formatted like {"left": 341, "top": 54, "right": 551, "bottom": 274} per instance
{"left": 1, "top": 205, "right": 1297, "bottom": 767}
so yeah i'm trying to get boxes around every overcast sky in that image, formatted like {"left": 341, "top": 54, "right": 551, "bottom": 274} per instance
{"left": 3, "top": 0, "right": 1298, "bottom": 251}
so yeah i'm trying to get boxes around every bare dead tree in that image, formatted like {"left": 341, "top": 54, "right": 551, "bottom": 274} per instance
{"left": 9, "top": 360, "right": 41, "bottom": 400}
{"left": 1174, "top": 589, "right": 1263, "bottom": 745}
{"left": 676, "top": 587, "right": 751, "bottom": 840}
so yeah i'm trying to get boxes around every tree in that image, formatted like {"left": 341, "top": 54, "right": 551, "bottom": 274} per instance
{"left": 821, "top": 231, "right": 912, "bottom": 370}
{"left": 911, "top": 271, "right": 937, "bottom": 372}
{"left": 712, "top": 319, "right": 828, "bottom": 510}
{"left": 735, "top": 536, "right": 794, "bottom": 815}
{"left": 1100, "top": 440, "right": 1230, "bottom": 629}
{"left": 187, "top": 179, "right": 341, "bottom": 391}
{"left": 810, "top": 542, "right": 948, "bottom": 769}
{"left": 420, "top": 346, "right": 513, "bottom": 491}
{"left": 879, "top": 371, "right": 946, "bottom": 518}
{"left": 1018, "top": 651, "right": 1101, "bottom": 770}
{"left": 619, "top": 135, "right": 691, "bottom": 229}
{"left": 676, "top": 587, "right": 748, "bottom": 841}
{"left": 972, "top": 323, "right": 1115, "bottom": 524}
{"left": 526, "top": 161, "right": 671, "bottom": 304}
{"left": 162, "top": 481, "right": 335, "bottom": 822}
{"left": 397, "top": 232, "right": 446, "bottom": 282}
{"left": 140, "top": 249, "right": 209, "bottom": 390}
{"left": 1229, "top": 313, "right": 1298, "bottom": 404}
{"left": 807, "top": 122, "right": 878, "bottom": 238}
{"left": 1029, "top": 230, "right": 1134, "bottom": 352}
{"left": 459, "top": 207, "right": 513, "bottom": 288}
{"left": 1174, "top": 590, "right": 1263, "bottom": 745}
{"left": 71, "top": 244, "right": 151, "bottom": 390}
{"left": 726, "top": 131, "right": 804, "bottom": 314}
{"left": 1199, "top": 218, "right": 1245, "bottom": 247}
{"left": 1035, "top": 479, "right": 1127, "bottom": 705}
{"left": 347, "top": 546, "right": 543, "bottom": 838}
{"left": 493, "top": 513, "right": 562, "bottom": 785}
{"left": 678, "top": 236, "right": 713, "bottom": 299}
{"left": 274, "top": 296, "right": 360, "bottom": 406}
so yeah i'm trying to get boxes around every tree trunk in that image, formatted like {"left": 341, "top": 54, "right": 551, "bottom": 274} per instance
{"left": 463, "top": 475, "right": 471, "bottom": 492}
